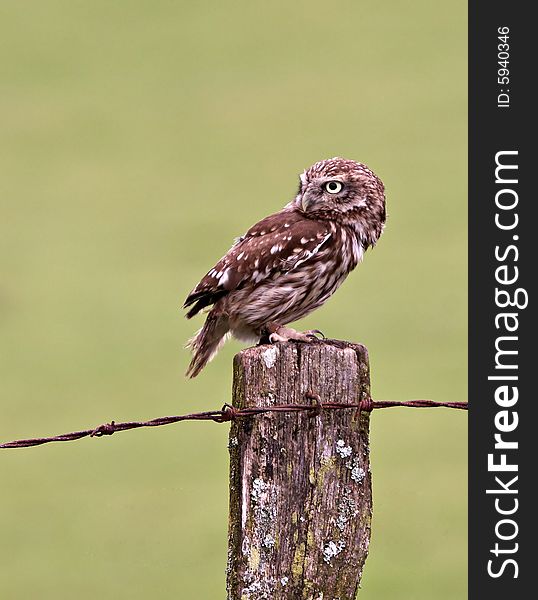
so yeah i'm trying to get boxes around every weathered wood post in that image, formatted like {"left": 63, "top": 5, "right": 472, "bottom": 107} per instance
{"left": 227, "top": 340, "right": 372, "bottom": 600}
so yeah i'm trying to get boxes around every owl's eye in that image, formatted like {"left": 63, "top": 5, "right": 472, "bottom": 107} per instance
{"left": 324, "top": 181, "right": 343, "bottom": 194}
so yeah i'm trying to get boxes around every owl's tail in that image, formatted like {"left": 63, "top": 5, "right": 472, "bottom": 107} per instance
{"left": 186, "top": 313, "right": 230, "bottom": 378}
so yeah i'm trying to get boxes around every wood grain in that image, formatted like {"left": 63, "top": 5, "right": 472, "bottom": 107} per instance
{"left": 227, "top": 340, "right": 372, "bottom": 600}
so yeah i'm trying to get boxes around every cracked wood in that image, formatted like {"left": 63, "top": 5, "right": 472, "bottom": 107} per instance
{"left": 227, "top": 340, "right": 372, "bottom": 600}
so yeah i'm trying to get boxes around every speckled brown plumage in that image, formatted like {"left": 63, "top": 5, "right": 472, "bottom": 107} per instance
{"left": 184, "top": 157, "right": 386, "bottom": 377}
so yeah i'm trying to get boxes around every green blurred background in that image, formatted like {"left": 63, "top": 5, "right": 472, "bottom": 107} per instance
{"left": 0, "top": 1, "right": 466, "bottom": 598}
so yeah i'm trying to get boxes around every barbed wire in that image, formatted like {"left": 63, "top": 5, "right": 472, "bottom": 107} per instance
{"left": 0, "top": 397, "right": 467, "bottom": 449}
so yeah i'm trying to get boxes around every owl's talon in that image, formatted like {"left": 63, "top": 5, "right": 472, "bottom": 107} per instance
{"left": 267, "top": 325, "right": 323, "bottom": 344}
{"left": 269, "top": 332, "right": 289, "bottom": 344}
{"left": 304, "top": 329, "right": 325, "bottom": 340}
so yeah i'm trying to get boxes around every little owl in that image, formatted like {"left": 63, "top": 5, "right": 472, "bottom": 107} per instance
{"left": 183, "top": 157, "right": 386, "bottom": 377}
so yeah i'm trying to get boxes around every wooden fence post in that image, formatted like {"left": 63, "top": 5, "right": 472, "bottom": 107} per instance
{"left": 226, "top": 340, "right": 372, "bottom": 600}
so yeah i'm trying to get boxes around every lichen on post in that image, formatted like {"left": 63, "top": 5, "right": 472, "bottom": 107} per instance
{"left": 227, "top": 340, "right": 372, "bottom": 600}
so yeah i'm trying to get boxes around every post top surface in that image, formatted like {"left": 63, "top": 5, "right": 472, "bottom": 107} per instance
{"left": 237, "top": 339, "right": 368, "bottom": 358}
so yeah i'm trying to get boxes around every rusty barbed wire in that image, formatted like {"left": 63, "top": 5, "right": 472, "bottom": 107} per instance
{"left": 0, "top": 397, "right": 467, "bottom": 449}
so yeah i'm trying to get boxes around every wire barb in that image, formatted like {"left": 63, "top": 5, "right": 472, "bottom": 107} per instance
{"left": 1, "top": 397, "right": 467, "bottom": 449}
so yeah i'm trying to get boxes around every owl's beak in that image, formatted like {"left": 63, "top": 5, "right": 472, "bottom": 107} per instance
{"left": 301, "top": 192, "right": 314, "bottom": 212}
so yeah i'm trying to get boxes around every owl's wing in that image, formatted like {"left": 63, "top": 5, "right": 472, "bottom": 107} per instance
{"left": 183, "top": 211, "right": 331, "bottom": 318}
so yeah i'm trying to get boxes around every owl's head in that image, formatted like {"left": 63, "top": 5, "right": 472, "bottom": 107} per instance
{"left": 294, "top": 157, "right": 386, "bottom": 243}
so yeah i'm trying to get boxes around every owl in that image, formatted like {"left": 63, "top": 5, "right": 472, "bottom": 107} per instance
{"left": 183, "top": 157, "right": 386, "bottom": 377}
